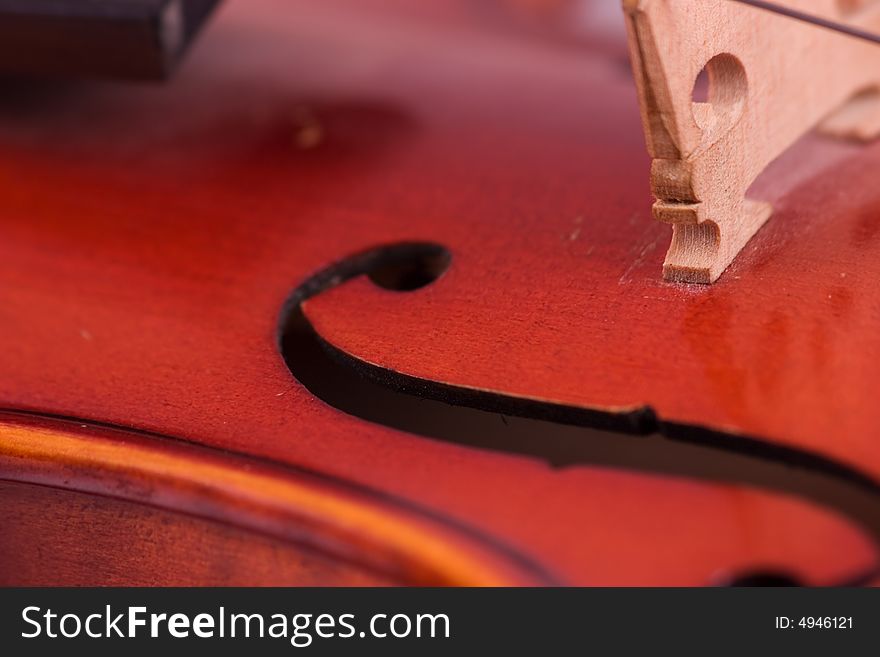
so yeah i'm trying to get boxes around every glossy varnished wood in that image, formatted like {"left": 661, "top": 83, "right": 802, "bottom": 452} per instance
{"left": 0, "top": 480, "right": 396, "bottom": 586}
{"left": 0, "top": 413, "right": 549, "bottom": 585}
{"left": 295, "top": 2, "right": 880, "bottom": 483}
{"left": 1, "top": 412, "right": 876, "bottom": 586}
{"left": 0, "top": 0, "right": 877, "bottom": 585}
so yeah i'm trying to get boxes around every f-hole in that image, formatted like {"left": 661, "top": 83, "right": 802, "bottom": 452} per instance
{"left": 277, "top": 243, "right": 880, "bottom": 587}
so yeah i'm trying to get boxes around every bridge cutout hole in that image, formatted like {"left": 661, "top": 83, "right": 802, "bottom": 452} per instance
{"left": 691, "top": 54, "right": 748, "bottom": 141}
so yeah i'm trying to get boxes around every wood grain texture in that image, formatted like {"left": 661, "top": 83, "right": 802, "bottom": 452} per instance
{"left": 0, "top": 480, "right": 395, "bottom": 586}
{"left": 0, "top": 0, "right": 876, "bottom": 585}
{"left": 1, "top": 412, "right": 876, "bottom": 586}
{"left": 624, "top": 0, "right": 880, "bottom": 282}
{"left": 291, "top": 0, "right": 880, "bottom": 492}
{"left": 0, "top": 413, "right": 550, "bottom": 586}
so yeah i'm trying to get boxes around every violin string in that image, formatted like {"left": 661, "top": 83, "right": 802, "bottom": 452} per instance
{"left": 727, "top": 0, "right": 880, "bottom": 46}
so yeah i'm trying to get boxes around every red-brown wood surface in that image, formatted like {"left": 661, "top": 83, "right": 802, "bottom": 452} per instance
{"left": 0, "top": 411, "right": 875, "bottom": 586}
{"left": 0, "top": 480, "right": 395, "bottom": 587}
{"left": 296, "top": 7, "right": 880, "bottom": 479}
{"left": 0, "top": 413, "right": 548, "bottom": 586}
{"left": 0, "top": 0, "right": 877, "bottom": 585}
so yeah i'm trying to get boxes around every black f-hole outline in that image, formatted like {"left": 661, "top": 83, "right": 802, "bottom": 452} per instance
{"left": 278, "top": 242, "right": 880, "bottom": 587}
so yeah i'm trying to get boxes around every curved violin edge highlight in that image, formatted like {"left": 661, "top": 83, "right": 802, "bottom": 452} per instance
{"left": 281, "top": 243, "right": 880, "bottom": 560}
{"left": 0, "top": 411, "right": 555, "bottom": 587}
{"left": 0, "top": 0, "right": 878, "bottom": 593}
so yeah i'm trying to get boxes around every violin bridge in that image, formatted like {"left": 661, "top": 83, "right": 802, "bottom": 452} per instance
{"left": 623, "top": 0, "right": 880, "bottom": 283}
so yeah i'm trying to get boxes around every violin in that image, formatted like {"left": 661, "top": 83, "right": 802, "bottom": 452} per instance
{"left": 1, "top": 0, "right": 878, "bottom": 587}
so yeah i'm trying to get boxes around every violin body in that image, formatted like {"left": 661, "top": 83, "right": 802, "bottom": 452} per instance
{"left": 1, "top": 0, "right": 878, "bottom": 586}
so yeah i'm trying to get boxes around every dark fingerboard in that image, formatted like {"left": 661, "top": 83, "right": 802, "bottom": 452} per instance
{"left": 0, "top": 0, "right": 222, "bottom": 79}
